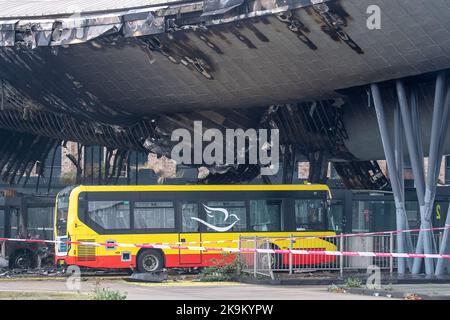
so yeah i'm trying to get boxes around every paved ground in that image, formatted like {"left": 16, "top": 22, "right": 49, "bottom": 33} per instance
{"left": 387, "top": 284, "right": 450, "bottom": 298}
{"left": 0, "top": 278, "right": 390, "bottom": 300}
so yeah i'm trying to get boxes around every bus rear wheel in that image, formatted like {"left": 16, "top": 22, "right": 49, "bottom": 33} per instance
{"left": 137, "top": 250, "right": 164, "bottom": 273}
{"left": 10, "top": 250, "right": 34, "bottom": 270}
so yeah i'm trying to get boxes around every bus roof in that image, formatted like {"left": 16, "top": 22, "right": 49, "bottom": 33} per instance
{"left": 70, "top": 184, "right": 330, "bottom": 193}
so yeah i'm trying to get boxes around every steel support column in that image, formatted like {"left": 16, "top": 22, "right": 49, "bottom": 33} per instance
{"left": 394, "top": 104, "right": 413, "bottom": 271}
{"left": 436, "top": 204, "right": 450, "bottom": 275}
{"left": 395, "top": 73, "right": 450, "bottom": 274}
{"left": 371, "top": 83, "right": 411, "bottom": 274}
{"left": 435, "top": 85, "right": 450, "bottom": 275}
{"left": 396, "top": 80, "right": 434, "bottom": 274}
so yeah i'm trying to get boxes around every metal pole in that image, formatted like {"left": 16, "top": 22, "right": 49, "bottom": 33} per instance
{"left": 289, "top": 234, "right": 293, "bottom": 275}
{"left": 253, "top": 236, "right": 257, "bottom": 278}
{"left": 237, "top": 234, "right": 241, "bottom": 273}
{"left": 135, "top": 151, "right": 139, "bottom": 185}
{"left": 339, "top": 236, "right": 344, "bottom": 276}
{"left": 393, "top": 106, "right": 408, "bottom": 274}
{"left": 390, "top": 232, "right": 394, "bottom": 274}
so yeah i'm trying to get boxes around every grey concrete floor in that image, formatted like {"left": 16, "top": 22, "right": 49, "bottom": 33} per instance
{"left": 387, "top": 283, "right": 450, "bottom": 298}
{"left": 0, "top": 278, "right": 390, "bottom": 300}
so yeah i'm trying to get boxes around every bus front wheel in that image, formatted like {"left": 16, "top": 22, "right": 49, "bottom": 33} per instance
{"left": 137, "top": 250, "right": 164, "bottom": 273}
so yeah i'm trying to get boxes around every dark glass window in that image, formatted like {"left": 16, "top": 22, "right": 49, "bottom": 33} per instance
{"left": 88, "top": 201, "right": 130, "bottom": 229}
{"left": 181, "top": 203, "right": 199, "bottom": 232}
{"left": 294, "top": 199, "right": 326, "bottom": 231}
{"left": 134, "top": 202, "right": 174, "bottom": 229}
{"left": 27, "top": 207, "right": 54, "bottom": 240}
{"left": 44, "top": 144, "right": 61, "bottom": 177}
{"left": 406, "top": 201, "right": 420, "bottom": 229}
{"left": 329, "top": 200, "right": 344, "bottom": 233}
{"left": 249, "top": 200, "right": 282, "bottom": 231}
{"left": 202, "top": 201, "right": 247, "bottom": 232}
{"left": 351, "top": 201, "right": 371, "bottom": 232}
{"left": 56, "top": 186, "right": 75, "bottom": 237}
{"left": 446, "top": 156, "right": 450, "bottom": 184}
{"left": 0, "top": 210, "right": 4, "bottom": 237}
{"left": 352, "top": 200, "right": 396, "bottom": 232}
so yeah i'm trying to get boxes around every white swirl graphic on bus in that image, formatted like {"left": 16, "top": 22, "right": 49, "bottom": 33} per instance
{"left": 190, "top": 204, "right": 240, "bottom": 232}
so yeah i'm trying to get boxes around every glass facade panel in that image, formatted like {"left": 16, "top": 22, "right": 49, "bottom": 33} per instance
{"left": 0, "top": 210, "right": 4, "bottom": 237}
{"left": 405, "top": 201, "right": 420, "bottom": 229}
{"left": 329, "top": 201, "right": 343, "bottom": 233}
{"left": 27, "top": 207, "right": 54, "bottom": 240}
{"left": 352, "top": 200, "right": 397, "bottom": 232}
{"left": 352, "top": 201, "right": 371, "bottom": 232}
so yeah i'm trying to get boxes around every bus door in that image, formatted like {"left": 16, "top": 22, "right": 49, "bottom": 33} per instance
{"left": 179, "top": 202, "right": 202, "bottom": 265}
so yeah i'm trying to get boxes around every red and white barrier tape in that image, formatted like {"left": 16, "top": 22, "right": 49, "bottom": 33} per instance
{"left": 1, "top": 225, "right": 449, "bottom": 247}
{"left": 135, "top": 244, "right": 450, "bottom": 260}
{"left": 2, "top": 233, "right": 450, "bottom": 260}
{"left": 67, "top": 241, "right": 450, "bottom": 260}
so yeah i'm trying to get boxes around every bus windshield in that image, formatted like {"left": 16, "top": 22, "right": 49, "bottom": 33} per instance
{"left": 55, "top": 186, "right": 75, "bottom": 237}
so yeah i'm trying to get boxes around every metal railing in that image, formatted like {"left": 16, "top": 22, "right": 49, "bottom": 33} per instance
{"left": 239, "top": 232, "right": 444, "bottom": 278}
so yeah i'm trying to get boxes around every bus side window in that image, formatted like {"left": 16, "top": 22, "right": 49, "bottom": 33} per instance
{"left": 181, "top": 203, "right": 199, "bottom": 232}
{"left": 87, "top": 201, "right": 131, "bottom": 230}
{"left": 294, "top": 199, "right": 325, "bottom": 231}
{"left": 249, "top": 200, "right": 282, "bottom": 232}
{"left": 134, "top": 202, "right": 175, "bottom": 229}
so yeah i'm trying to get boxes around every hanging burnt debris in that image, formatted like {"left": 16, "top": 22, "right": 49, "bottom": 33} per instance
{"left": 259, "top": 101, "right": 390, "bottom": 188}
{"left": 333, "top": 161, "right": 390, "bottom": 191}
{"left": 0, "top": 129, "right": 59, "bottom": 185}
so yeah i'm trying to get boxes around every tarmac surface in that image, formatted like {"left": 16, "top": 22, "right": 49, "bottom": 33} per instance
{"left": 380, "top": 283, "right": 450, "bottom": 299}
{"left": 0, "top": 278, "right": 390, "bottom": 300}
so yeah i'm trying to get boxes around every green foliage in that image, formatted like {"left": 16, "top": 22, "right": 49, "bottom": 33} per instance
{"left": 344, "top": 277, "right": 363, "bottom": 288}
{"left": 91, "top": 287, "right": 127, "bottom": 300}
{"left": 328, "top": 284, "right": 345, "bottom": 293}
{"left": 91, "top": 281, "right": 127, "bottom": 300}
{"left": 198, "top": 254, "right": 247, "bottom": 282}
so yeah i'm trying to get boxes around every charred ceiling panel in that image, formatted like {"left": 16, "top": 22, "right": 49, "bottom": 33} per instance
{"left": 1, "top": 0, "right": 449, "bottom": 116}
{"left": 202, "top": 0, "right": 246, "bottom": 17}
{"left": 0, "top": 47, "right": 138, "bottom": 125}
{"left": 0, "top": 20, "right": 17, "bottom": 46}
{"left": 123, "top": 10, "right": 165, "bottom": 37}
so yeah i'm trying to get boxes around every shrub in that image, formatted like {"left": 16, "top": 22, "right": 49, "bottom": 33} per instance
{"left": 344, "top": 277, "right": 362, "bottom": 288}
{"left": 91, "top": 282, "right": 127, "bottom": 300}
{"left": 198, "top": 254, "right": 247, "bottom": 282}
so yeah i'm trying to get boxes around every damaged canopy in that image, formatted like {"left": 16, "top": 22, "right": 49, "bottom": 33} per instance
{"left": 0, "top": 0, "right": 322, "bottom": 47}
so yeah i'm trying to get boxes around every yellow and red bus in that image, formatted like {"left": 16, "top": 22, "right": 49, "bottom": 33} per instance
{"left": 54, "top": 185, "right": 337, "bottom": 272}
